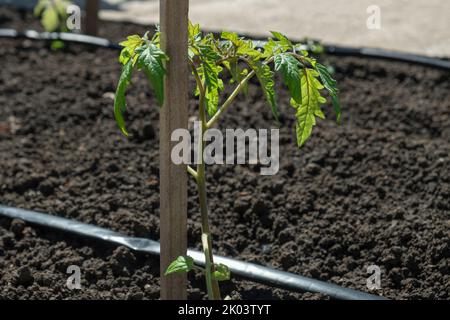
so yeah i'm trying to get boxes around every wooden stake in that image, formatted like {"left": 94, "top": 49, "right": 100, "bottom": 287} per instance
{"left": 85, "top": 0, "right": 99, "bottom": 36}
{"left": 159, "top": 0, "right": 189, "bottom": 300}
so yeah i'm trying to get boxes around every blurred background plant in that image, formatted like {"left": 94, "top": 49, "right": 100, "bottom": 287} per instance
{"left": 33, "top": 0, "right": 71, "bottom": 49}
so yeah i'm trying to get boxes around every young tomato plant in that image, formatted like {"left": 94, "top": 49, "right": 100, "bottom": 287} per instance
{"left": 114, "top": 23, "right": 341, "bottom": 300}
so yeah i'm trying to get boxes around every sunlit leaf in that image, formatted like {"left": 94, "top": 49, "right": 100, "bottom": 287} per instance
{"left": 135, "top": 43, "right": 168, "bottom": 106}
{"left": 165, "top": 256, "right": 195, "bottom": 275}
{"left": 274, "top": 53, "right": 302, "bottom": 103}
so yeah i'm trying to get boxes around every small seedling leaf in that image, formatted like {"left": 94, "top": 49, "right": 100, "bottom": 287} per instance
{"left": 212, "top": 263, "right": 230, "bottom": 281}
{"left": 165, "top": 255, "right": 195, "bottom": 276}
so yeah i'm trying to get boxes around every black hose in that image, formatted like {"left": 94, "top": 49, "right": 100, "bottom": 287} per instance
{"left": 1, "top": 28, "right": 449, "bottom": 70}
{"left": 0, "top": 205, "right": 387, "bottom": 300}
{"left": 325, "top": 45, "right": 450, "bottom": 70}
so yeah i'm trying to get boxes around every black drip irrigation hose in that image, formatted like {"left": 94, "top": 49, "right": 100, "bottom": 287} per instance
{"left": 0, "top": 205, "right": 387, "bottom": 300}
{"left": 1, "top": 28, "right": 449, "bottom": 70}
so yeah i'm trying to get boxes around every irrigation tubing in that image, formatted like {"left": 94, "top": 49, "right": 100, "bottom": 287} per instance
{"left": 1, "top": 28, "right": 450, "bottom": 71}
{"left": 0, "top": 205, "right": 387, "bottom": 300}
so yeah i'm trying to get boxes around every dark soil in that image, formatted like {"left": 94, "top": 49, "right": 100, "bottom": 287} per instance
{"left": 0, "top": 6, "right": 449, "bottom": 300}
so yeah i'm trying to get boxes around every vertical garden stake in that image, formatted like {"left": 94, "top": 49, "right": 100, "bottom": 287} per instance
{"left": 85, "top": 0, "right": 99, "bottom": 36}
{"left": 159, "top": 0, "right": 189, "bottom": 300}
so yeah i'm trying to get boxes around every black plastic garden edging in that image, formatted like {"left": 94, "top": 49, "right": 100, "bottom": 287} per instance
{"left": 1, "top": 28, "right": 449, "bottom": 70}
{"left": 0, "top": 205, "right": 387, "bottom": 300}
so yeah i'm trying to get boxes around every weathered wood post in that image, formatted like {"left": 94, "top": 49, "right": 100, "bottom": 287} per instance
{"left": 159, "top": 0, "right": 189, "bottom": 300}
{"left": 85, "top": 0, "right": 99, "bottom": 36}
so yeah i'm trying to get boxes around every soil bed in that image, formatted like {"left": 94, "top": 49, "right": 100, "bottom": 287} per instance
{"left": 0, "top": 7, "right": 449, "bottom": 300}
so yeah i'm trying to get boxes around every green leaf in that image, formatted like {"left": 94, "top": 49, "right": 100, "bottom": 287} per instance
{"left": 262, "top": 39, "right": 282, "bottom": 58}
{"left": 274, "top": 53, "right": 302, "bottom": 103}
{"left": 135, "top": 43, "right": 168, "bottom": 106}
{"left": 165, "top": 256, "right": 195, "bottom": 275}
{"left": 270, "top": 31, "right": 293, "bottom": 50}
{"left": 34, "top": 0, "right": 47, "bottom": 16}
{"left": 220, "top": 31, "right": 239, "bottom": 45}
{"left": 119, "top": 35, "right": 144, "bottom": 65}
{"left": 197, "top": 45, "right": 223, "bottom": 116}
{"left": 294, "top": 68, "right": 326, "bottom": 147}
{"left": 249, "top": 60, "right": 279, "bottom": 121}
{"left": 114, "top": 59, "right": 133, "bottom": 136}
{"left": 315, "top": 63, "right": 341, "bottom": 123}
{"left": 188, "top": 21, "right": 201, "bottom": 43}
{"left": 212, "top": 263, "right": 230, "bottom": 281}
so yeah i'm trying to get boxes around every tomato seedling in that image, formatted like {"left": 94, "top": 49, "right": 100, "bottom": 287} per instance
{"left": 114, "top": 23, "right": 341, "bottom": 300}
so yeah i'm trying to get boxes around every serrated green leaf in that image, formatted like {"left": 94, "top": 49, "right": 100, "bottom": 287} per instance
{"left": 274, "top": 53, "right": 302, "bottom": 103}
{"left": 188, "top": 21, "right": 201, "bottom": 43}
{"left": 114, "top": 59, "right": 133, "bottom": 136}
{"left": 221, "top": 31, "right": 239, "bottom": 45}
{"left": 315, "top": 63, "right": 341, "bottom": 122}
{"left": 197, "top": 45, "right": 223, "bottom": 116}
{"left": 236, "top": 40, "right": 261, "bottom": 59}
{"left": 213, "top": 263, "right": 230, "bottom": 281}
{"left": 270, "top": 31, "right": 293, "bottom": 50}
{"left": 249, "top": 60, "right": 278, "bottom": 121}
{"left": 165, "top": 256, "right": 195, "bottom": 276}
{"left": 294, "top": 68, "right": 326, "bottom": 147}
{"left": 119, "top": 35, "right": 144, "bottom": 65}
{"left": 262, "top": 38, "right": 282, "bottom": 58}
{"left": 135, "top": 43, "right": 168, "bottom": 106}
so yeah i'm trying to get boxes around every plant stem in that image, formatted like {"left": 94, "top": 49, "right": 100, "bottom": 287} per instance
{"left": 192, "top": 62, "right": 221, "bottom": 300}
{"left": 197, "top": 165, "right": 221, "bottom": 300}
{"left": 187, "top": 165, "right": 198, "bottom": 180}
